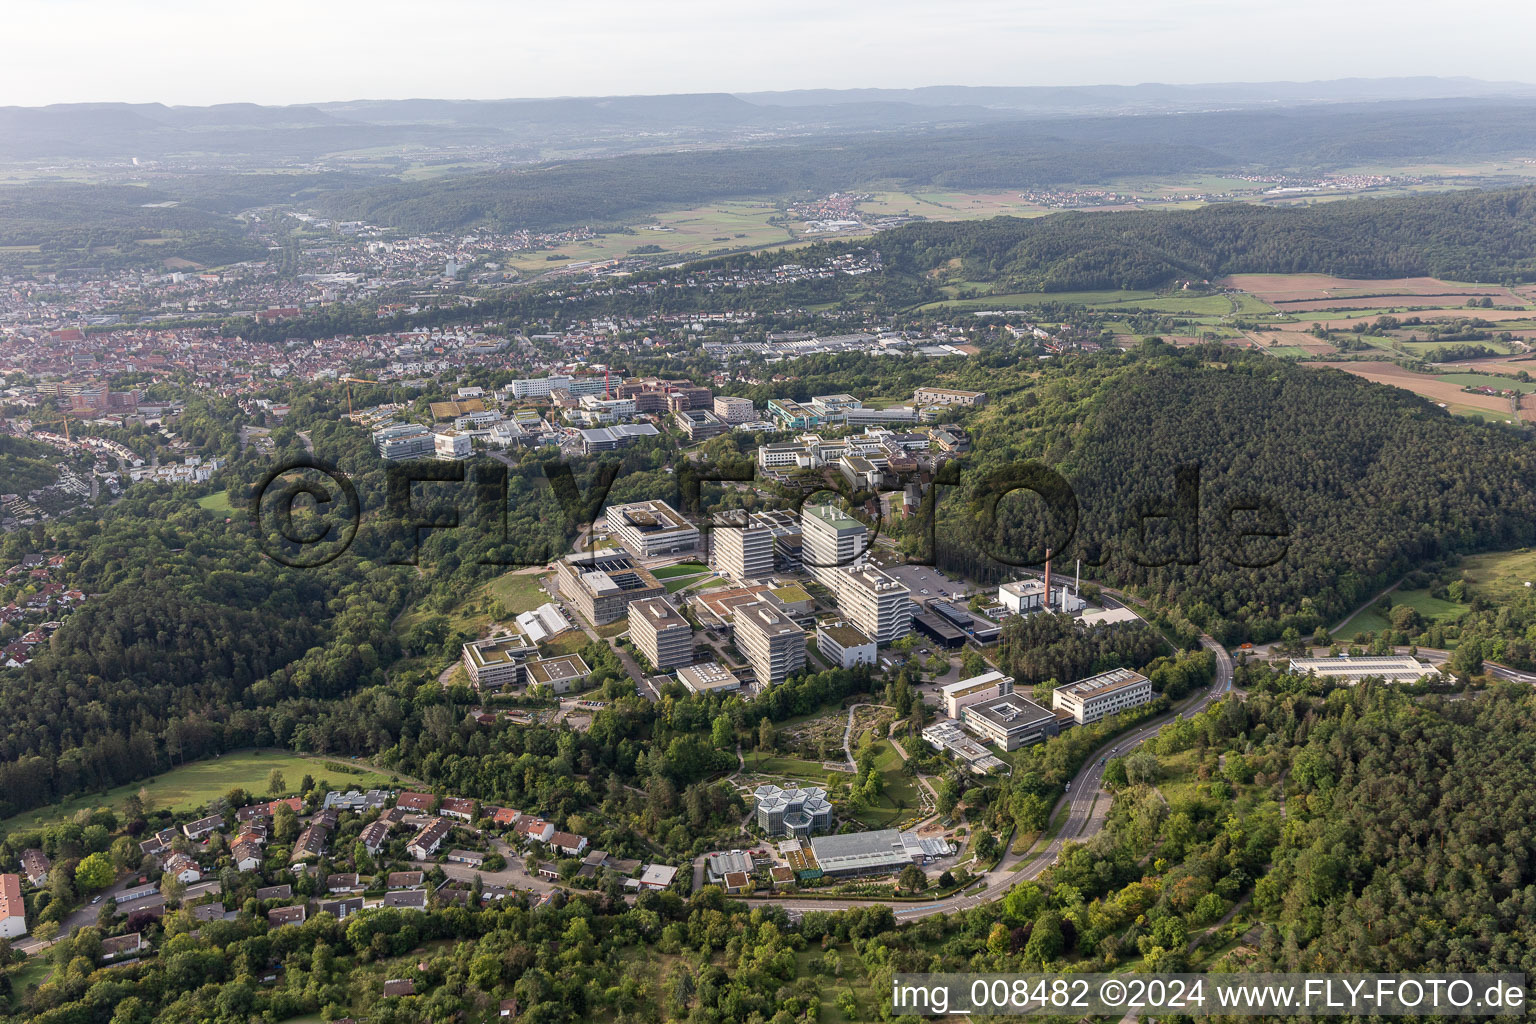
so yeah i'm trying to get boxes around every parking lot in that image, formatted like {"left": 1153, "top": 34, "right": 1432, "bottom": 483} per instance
{"left": 882, "top": 563, "right": 972, "bottom": 602}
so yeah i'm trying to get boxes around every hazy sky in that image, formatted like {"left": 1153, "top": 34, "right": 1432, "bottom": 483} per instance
{"left": 6, "top": 0, "right": 1534, "bottom": 106}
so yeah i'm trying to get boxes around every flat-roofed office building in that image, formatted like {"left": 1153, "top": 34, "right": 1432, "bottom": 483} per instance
{"left": 800, "top": 504, "right": 869, "bottom": 592}
{"left": 834, "top": 565, "right": 912, "bottom": 644}
{"left": 461, "top": 634, "right": 536, "bottom": 691}
{"left": 709, "top": 510, "right": 775, "bottom": 581}
{"left": 676, "top": 661, "right": 741, "bottom": 696}
{"left": 735, "top": 598, "right": 806, "bottom": 688}
{"left": 556, "top": 551, "right": 666, "bottom": 625}
{"left": 1052, "top": 667, "right": 1153, "bottom": 725}
{"left": 605, "top": 500, "right": 700, "bottom": 558}
{"left": 962, "top": 693, "right": 1059, "bottom": 751}
{"left": 629, "top": 597, "right": 694, "bottom": 671}
{"left": 815, "top": 620, "right": 877, "bottom": 668}
{"left": 941, "top": 670, "right": 1014, "bottom": 718}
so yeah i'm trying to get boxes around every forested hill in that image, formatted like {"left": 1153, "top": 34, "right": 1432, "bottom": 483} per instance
{"left": 868, "top": 186, "right": 1536, "bottom": 290}
{"left": 315, "top": 102, "right": 1536, "bottom": 233}
{"left": 938, "top": 344, "right": 1536, "bottom": 643}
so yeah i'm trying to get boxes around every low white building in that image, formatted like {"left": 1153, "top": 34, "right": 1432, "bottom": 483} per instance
{"left": 1287, "top": 655, "right": 1438, "bottom": 685}
{"left": 815, "top": 620, "right": 877, "bottom": 668}
{"left": 1051, "top": 667, "right": 1153, "bottom": 725}
{"left": 940, "top": 670, "right": 1014, "bottom": 718}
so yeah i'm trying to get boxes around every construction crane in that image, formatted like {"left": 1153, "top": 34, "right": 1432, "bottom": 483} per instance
{"left": 34, "top": 410, "right": 73, "bottom": 443}
{"left": 341, "top": 377, "right": 380, "bottom": 417}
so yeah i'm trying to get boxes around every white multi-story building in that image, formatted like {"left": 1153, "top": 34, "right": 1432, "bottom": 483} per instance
{"left": 713, "top": 395, "right": 756, "bottom": 423}
{"left": 998, "top": 579, "right": 1047, "bottom": 614}
{"left": 434, "top": 430, "right": 473, "bottom": 460}
{"left": 1051, "top": 667, "right": 1153, "bottom": 725}
{"left": 374, "top": 423, "right": 434, "bottom": 460}
{"left": 629, "top": 597, "right": 694, "bottom": 671}
{"left": 800, "top": 504, "right": 869, "bottom": 593}
{"left": 461, "top": 634, "right": 536, "bottom": 691}
{"left": 940, "top": 671, "right": 1014, "bottom": 718}
{"left": 833, "top": 565, "right": 912, "bottom": 645}
{"left": 709, "top": 511, "right": 775, "bottom": 581}
{"left": 509, "top": 375, "right": 612, "bottom": 399}
{"left": 578, "top": 394, "right": 637, "bottom": 423}
{"left": 676, "top": 662, "right": 742, "bottom": 696}
{"left": 815, "top": 620, "right": 877, "bottom": 668}
{"left": 734, "top": 598, "right": 806, "bottom": 689}
{"left": 605, "top": 500, "right": 700, "bottom": 558}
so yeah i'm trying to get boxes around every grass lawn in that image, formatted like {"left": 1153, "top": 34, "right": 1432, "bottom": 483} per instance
{"left": 196, "top": 491, "right": 233, "bottom": 512}
{"left": 848, "top": 740, "right": 924, "bottom": 828}
{"left": 485, "top": 572, "right": 551, "bottom": 614}
{"left": 1337, "top": 588, "right": 1469, "bottom": 639}
{"left": 741, "top": 752, "right": 838, "bottom": 785}
{"left": 539, "top": 631, "right": 590, "bottom": 657}
{"left": 1460, "top": 548, "right": 1536, "bottom": 604}
{"left": 2, "top": 749, "right": 397, "bottom": 832}
{"left": 664, "top": 574, "right": 711, "bottom": 593}
{"left": 7, "top": 958, "right": 54, "bottom": 1006}
{"left": 651, "top": 562, "right": 710, "bottom": 579}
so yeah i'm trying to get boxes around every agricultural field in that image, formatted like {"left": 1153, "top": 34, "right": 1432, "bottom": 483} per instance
{"left": 1433, "top": 371, "right": 1536, "bottom": 393}
{"left": 1314, "top": 361, "right": 1530, "bottom": 424}
{"left": 1221, "top": 273, "right": 1524, "bottom": 307}
{"left": 497, "top": 200, "right": 794, "bottom": 276}
{"left": 1336, "top": 588, "right": 1470, "bottom": 640}
{"left": 1458, "top": 548, "right": 1536, "bottom": 605}
{"left": 918, "top": 288, "right": 1255, "bottom": 316}
{"left": 2, "top": 749, "right": 396, "bottom": 832}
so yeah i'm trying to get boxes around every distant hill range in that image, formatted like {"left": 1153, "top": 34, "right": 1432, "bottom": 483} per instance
{"left": 2, "top": 77, "right": 1534, "bottom": 162}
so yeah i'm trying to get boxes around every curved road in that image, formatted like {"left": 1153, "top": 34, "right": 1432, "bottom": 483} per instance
{"left": 757, "top": 636, "right": 1234, "bottom": 919}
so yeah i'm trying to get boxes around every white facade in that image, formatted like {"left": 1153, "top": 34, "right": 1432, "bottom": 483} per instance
{"left": 710, "top": 515, "right": 775, "bottom": 580}
{"left": 941, "top": 670, "right": 1014, "bottom": 718}
{"left": 800, "top": 504, "right": 868, "bottom": 593}
{"left": 1051, "top": 667, "right": 1153, "bottom": 725}
{"left": 605, "top": 500, "right": 701, "bottom": 558}
{"left": 834, "top": 565, "right": 912, "bottom": 644}
{"left": 434, "top": 430, "right": 473, "bottom": 460}
{"left": 815, "top": 621, "right": 877, "bottom": 668}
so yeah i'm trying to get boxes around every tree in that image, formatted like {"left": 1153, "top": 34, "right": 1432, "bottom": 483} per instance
{"left": 1449, "top": 639, "right": 1484, "bottom": 681}
{"left": 75, "top": 852, "right": 115, "bottom": 891}
{"left": 267, "top": 769, "right": 287, "bottom": 796}
{"left": 273, "top": 803, "right": 299, "bottom": 844}
{"left": 898, "top": 864, "right": 928, "bottom": 893}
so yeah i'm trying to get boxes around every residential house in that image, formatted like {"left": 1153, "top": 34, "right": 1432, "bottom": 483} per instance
{"left": 395, "top": 791, "right": 436, "bottom": 813}
{"left": 163, "top": 852, "right": 202, "bottom": 884}
{"left": 19, "top": 849, "right": 50, "bottom": 887}
{"left": 100, "top": 932, "right": 145, "bottom": 961}
{"left": 182, "top": 814, "right": 224, "bottom": 841}
{"left": 406, "top": 818, "right": 451, "bottom": 860}
{"left": 268, "top": 905, "right": 307, "bottom": 927}
{"left": 550, "top": 831, "right": 587, "bottom": 857}
{"left": 359, "top": 820, "right": 391, "bottom": 855}
{"left": 383, "top": 889, "right": 426, "bottom": 911}
{"left": 230, "top": 841, "right": 262, "bottom": 872}
{"left": 0, "top": 875, "right": 25, "bottom": 940}
{"left": 290, "top": 824, "right": 329, "bottom": 862}
{"left": 316, "top": 896, "right": 364, "bottom": 920}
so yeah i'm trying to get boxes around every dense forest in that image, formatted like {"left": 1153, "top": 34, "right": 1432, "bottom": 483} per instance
{"left": 914, "top": 343, "right": 1536, "bottom": 643}
{"left": 316, "top": 102, "right": 1536, "bottom": 233}
{"left": 10, "top": 679, "right": 1532, "bottom": 1023}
